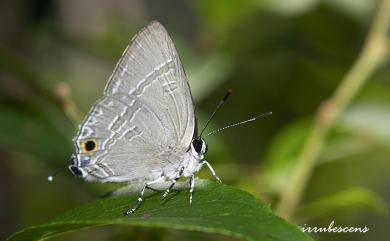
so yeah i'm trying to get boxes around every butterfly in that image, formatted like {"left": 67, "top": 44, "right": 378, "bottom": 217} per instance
{"left": 69, "top": 21, "right": 222, "bottom": 215}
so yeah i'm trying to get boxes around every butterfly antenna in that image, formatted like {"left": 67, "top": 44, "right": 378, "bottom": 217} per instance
{"left": 204, "top": 111, "right": 272, "bottom": 137}
{"left": 199, "top": 89, "right": 233, "bottom": 138}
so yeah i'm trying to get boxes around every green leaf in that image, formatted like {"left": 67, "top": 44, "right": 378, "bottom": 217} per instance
{"left": 260, "top": 119, "right": 312, "bottom": 194}
{"left": 296, "top": 187, "right": 389, "bottom": 222}
{"left": 7, "top": 181, "right": 313, "bottom": 241}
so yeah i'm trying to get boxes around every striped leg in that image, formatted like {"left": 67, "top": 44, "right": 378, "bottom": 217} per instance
{"left": 162, "top": 166, "right": 184, "bottom": 199}
{"left": 189, "top": 174, "right": 195, "bottom": 205}
{"left": 124, "top": 176, "right": 165, "bottom": 215}
{"left": 201, "top": 160, "right": 222, "bottom": 183}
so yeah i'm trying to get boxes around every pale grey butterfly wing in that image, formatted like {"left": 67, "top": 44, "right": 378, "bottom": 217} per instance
{"left": 72, "top": 21, "right": 195, "bottom": 182}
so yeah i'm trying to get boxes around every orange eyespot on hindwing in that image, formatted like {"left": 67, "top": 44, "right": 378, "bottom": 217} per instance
{"left": 80, "top": 139, "right": 97, "bottom": 153}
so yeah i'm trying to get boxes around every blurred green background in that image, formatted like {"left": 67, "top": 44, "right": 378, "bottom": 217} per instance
{"left": 1, "top": 0, "right": 389, "bottom": 240}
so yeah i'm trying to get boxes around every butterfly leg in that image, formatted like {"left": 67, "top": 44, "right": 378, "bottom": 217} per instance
{"left": 200, "top": 160, "right": 222, "bottom": 183}
{"left": 189, "top": 174, "right": 195, "bottom": 205}
{"left": 162, "top": 166, "right": 184, "bottom": 199}
{"left": 124, "top": 176, "right": 165, "bottom": 215}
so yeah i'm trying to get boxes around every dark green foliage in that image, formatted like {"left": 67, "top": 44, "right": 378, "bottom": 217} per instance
{"left": 7, "top": 181, "right": 312, "bottom": 241}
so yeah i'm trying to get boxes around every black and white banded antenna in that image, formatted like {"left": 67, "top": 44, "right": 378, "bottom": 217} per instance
{"left": 204, "top": 111, "right": 272, "bottom": 137}
{"left": 198, "top": 89, "right": 233, "bottom": 138}
{"left": 198, "top": 89, "right": 272, "bottom": 138}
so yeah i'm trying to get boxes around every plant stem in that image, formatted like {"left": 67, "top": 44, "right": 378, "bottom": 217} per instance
{"left": 275, "top": 0, "right": 390, "bottom": 220}
{"left": 53, "top": 82, "right": 83, "bottom": 128}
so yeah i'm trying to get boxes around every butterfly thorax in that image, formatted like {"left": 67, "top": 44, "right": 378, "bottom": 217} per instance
{"left": 162, "top": 137, "right": 207, "bottom": 179}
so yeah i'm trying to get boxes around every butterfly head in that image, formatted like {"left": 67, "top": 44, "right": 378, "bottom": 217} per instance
{"left": 191, "top": 137, "right": 208, "bottom": 157}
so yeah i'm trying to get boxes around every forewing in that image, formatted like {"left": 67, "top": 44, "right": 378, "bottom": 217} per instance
{"left": 105, "top": 21, "right": 195, "bottom": 147}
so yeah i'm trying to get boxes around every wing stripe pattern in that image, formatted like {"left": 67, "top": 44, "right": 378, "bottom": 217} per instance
{"left": 73, "top": 22, "right": 195, "bottom": 182}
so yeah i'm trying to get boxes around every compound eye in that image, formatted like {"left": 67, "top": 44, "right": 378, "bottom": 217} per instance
{"left": 80, "top": 139, "right": 97, "bottom": 153}
{"left": 192, "top": 139, "right": 203, "bottom": 153}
